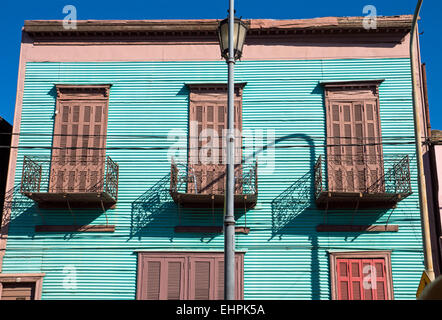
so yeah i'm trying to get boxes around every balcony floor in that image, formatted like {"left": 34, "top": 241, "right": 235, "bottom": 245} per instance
{"left": 23, "top": 191, "right": 117, "bottom": 209}
{"left": 315, "top": 191, "right": 411, "bottom": 209}
{"left": 170, "top": 191, "right": 257, "bottom": 209}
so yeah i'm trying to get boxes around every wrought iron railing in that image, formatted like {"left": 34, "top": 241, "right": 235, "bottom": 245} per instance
{"left": 20, "top": 155, "right": 119, "bottom": 201}
{"left": 314, "top": 154, "right": 412, "bottom": 197}
{"left": 314, "top": 155, "right": 323, "bottom": 199}
{"left": 170, "top": 159, "right": 258, "bottom": 196}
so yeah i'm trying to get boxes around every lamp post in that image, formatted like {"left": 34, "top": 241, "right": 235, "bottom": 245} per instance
{"left": 217, "top": 1, "right": 247, "bottom": 300}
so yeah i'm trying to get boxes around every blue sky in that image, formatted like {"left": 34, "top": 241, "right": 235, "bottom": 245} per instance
{"left": 1, "top": 0, "right": 440, "bottom": 129}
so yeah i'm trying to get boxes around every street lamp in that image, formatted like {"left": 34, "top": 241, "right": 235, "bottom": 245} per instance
{"left": 217, "top": 3, "right": 247, "bottom": 300}
{"left": 217, "top": 17, "right": 248, "bottom": 61}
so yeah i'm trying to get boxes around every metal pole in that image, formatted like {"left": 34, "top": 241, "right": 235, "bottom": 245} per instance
{"left": 224, "top": 0, "right": 236, "bottom": 300}
{"left": 410, "top": 0, "right": 435, "bottom": 281}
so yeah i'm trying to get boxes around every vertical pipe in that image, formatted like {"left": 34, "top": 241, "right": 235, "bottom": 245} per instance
{"left": 421, "top": 63, "right": 431, "bottom": 138}
{"left": 410, "top": 0, "right": 435, "bottom": 281}
{"left": 224, "top": 0, "right": 236, "bottom": 300}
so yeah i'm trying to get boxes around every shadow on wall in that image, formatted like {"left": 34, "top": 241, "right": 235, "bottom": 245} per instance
{"left": 268, "top": 131, "right": 389, "bottom": 300}
{"left": 1, "top": 184, "right": 36, "bottom": 238}
{"left": 129, "top": 173, "right": 247, "bottom": 242}
{"left": 270, "top": 165, "right": 392, "bottom": 300}
{"left": 130, "top": 173, "right": 177, "bottom": 240}
{"left": 2, "top": 183, "right": 113, "bottom": 239}
{"left": 271, "top": 170, "right": 313, "bottom": 237}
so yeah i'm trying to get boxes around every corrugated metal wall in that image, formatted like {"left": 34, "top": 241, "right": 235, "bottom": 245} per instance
{"left": 2, "top": 58, "right": 424, "bottom": 299}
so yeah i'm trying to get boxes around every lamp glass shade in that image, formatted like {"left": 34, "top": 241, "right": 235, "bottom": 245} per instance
{"left": 217, "top": 17, "right": 248, "bottom": 60}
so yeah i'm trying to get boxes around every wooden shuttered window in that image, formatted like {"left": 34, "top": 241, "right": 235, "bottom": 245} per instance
{"left": 137, "top": 252, "right": 244, "bottom": 300}
{"left": 1, "top": 282, "right": 36, "bottom": 300}
{"left": 49, "top": 86, "right": 110, "bottom": 193}
{"left": 189, "top": 255, "right": 242, "bottom": 300}
{"left": 326, "top": 99, "right": 383, "bottom": 193}
{"left": 332, "top": 252, "right": 393, "bottom": 300}
{"left": 188, "top": 84, "right": 243, "bottom": 195}
{"left": 139, "top": 257, "right": 186, "bottom": 300}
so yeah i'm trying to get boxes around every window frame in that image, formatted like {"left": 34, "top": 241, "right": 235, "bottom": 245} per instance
{"left": 51, "top": 84, "right": 111, "bottom": 193}
{"left": 136, "top": 251, "right": 244, "bottom": 300}
{"left": 186, "top": 83, "right": 245, "bottom": 194}
{"left": 322, "top": 80, "right": 384, "bottom": 193}
{"left": 329, "top": 251, "right": 394, "bottom": 300}
{"left": 0, "top": 273, "right": 45, "bottom": 300}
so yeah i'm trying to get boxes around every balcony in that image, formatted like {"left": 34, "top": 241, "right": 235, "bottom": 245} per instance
{"left": 20, "top": 155, "right": 119, "bottom": 209}
{"left": 169, "top": 159, "right": 258, "bottom": 209}
{"left": 314, "top": 154, "right": 412, "bottom": 209}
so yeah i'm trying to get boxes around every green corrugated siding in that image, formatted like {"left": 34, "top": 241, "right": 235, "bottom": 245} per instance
{"left": 2, "top": 58, "right": 424, "bottom": 299}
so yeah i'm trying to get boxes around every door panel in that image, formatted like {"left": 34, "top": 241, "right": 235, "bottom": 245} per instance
{"left": 140, "top": 257, "right": 186, "bottom": 300}
{"left": 138, "top": 253, "right": 244, "bottom": 300}
{"left": 189, "top": 101, "right": 242, "bottom": 195}
{"left": 188, "top": 255, "right": 242, "bottom": 300}
{"left": 49, "top": 101, "right": 107, "bottom": 193}
{"left": 327, "top": 100, "right": 383, "bottom": 193}
{"left": 363, "top": 101, "right": 384, "bottom": 192}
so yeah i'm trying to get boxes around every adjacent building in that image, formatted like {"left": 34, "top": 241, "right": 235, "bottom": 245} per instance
{"left": 0, "top": 15, "right": 431, "bottom": 299}
{"left": 0, "top": 117, "right": 12, "bottom": 224}
{"left": 425, "top": 129, "right": 442, "bottom": 277}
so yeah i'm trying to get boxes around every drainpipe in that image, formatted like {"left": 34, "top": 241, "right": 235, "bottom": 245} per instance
{"left": 410, "top": 0, "right": 435, "bottom": 281}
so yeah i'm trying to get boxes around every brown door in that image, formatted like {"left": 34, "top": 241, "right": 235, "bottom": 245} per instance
{"left": 137, "top": 253, "right": 244, "bottom": 300}
{"left": 327, "top": 101, "right": 383, "bottom": 192}
{"left": 139, "top": 257, "right": 187, "bottom": 300}
{"left": 189, "top": 100, "right": 242, "bottom": 195}
{"left": 1, "top": 282, "right": 35, "bottom": 300}
{"left": 49, "top": 100, "right": 108, "bottom": 193}
{"left": 188, "top": 255, "right": 242, "bottom": 300}
{"left": 363, "top": 100, "right": 384, "bottom": 191}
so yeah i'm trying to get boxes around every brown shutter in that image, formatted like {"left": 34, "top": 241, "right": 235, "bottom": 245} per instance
{"left": 166, "top": 261, "right": 182, "bottom": 300}
{"left": 188, "top": 95, "right": 242, "bottom": 195}
{"left": 144, "top": 259, "right": 161, "bottom": 300}
{"left": 189, "top": 255, "right": 242, "bottom": 300}
{"left": 194, "top": 261, "right": 211, "bottom": 300}
{"left": 353, "top": 102, "right": 366, "bottom": 192}
{"left": 216, "top": 259, "right": 224, "bottom": 300}
{"left": 138, "top": 253, "right": 244, "bottom": 300}
{"left": 188, "top": 256, "right": 214, "bottom": 300}
{"left": 327, "top": 98, "right": 383, "bottom": 193}
{"left": 50, "top": 97, "right": 108, "bottom": 193}
{"left": 327, "top": 103, "right": 344, "bottom": 191}
{"left": 364, "top": 101, "right": 384, "bottom": 191}
{"left": 341, "top": 103, "right": 355, "bottom": 192}
{"left": 140, "top": 257, "right": 186, "bottom": 300}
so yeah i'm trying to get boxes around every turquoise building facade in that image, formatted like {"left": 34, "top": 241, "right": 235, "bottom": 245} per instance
{"left": 0, "top": 16, "right": 429, "bottom": 300}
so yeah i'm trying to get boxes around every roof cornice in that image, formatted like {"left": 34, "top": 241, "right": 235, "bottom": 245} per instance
{"left": 23, "top": 15, "right": 413, "bottom": 41}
